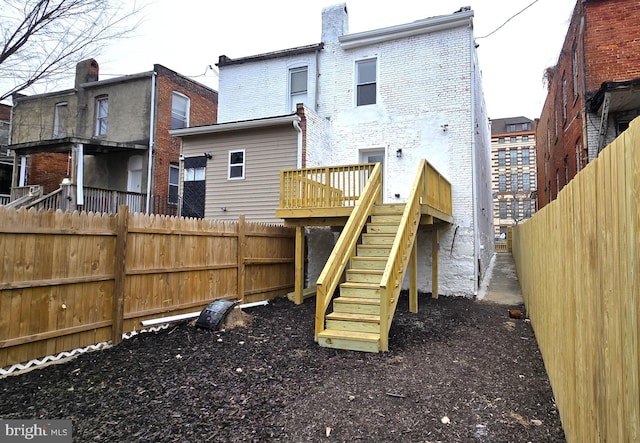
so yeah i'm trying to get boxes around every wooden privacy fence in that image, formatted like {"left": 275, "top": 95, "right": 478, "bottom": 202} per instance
{"left": 512, "top": 118, "right": 639, "bottom": 442}
{"left": 0, "top": 207, "right": 295, "bottom": 369}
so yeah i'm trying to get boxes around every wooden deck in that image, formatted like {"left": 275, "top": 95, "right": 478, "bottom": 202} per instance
{"left": 276, "top": 161, "right": 454, "bottom": 352}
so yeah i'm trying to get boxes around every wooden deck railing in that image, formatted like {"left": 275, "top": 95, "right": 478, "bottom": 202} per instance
{"left": 379, "top": 160, "right": 428, "bottom": 350}
{"left": 315, "top": 163, "right": 382, "bottom": 339}
{"left": 280, "top": 163, "right": 377, "bottom": 209}
{"left": 21, "top": 185, "right": 146, "bottom": 214}
{"left": 423, "top": 161, "right": 452, "bottom": 215}
{"left": 0, "top": 194, "right": 10, "bottom": 206}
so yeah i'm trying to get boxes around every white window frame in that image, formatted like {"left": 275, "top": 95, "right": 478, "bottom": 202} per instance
{"left": 228, "top": 149, "right": 245, "bottom": 180}
{"left": 355, "top": 57, "right": 377, "bottom": 106}
{"left": 95, "top": 96, "right": 108, "bottom": 136}
{"left": 53, "top": 102, "right": 68, "bottom": 138}
{"left": 169, "top": 164, "right": 179, "bottom": 205}
{"left": 171, "top": 92, "right": 190, "bottom": 130}
{"left": 289, "top": 66, "right": 308, "bottom": 112}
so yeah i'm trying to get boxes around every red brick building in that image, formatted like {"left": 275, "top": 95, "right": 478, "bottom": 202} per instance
{"left": 9, "top": 60, "right": 217, "bottom": 215}
{"left": 536, "top": 0, "right": 640, "bottom": 208}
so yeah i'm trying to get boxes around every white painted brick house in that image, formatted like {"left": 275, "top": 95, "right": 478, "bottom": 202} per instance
{"left": 215, "top": 4, "right": 493, "bottom": 296}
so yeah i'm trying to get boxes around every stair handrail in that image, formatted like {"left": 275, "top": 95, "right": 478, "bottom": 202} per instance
{"left": 24, "top": 187, "right": 64, "bottom": 211}
{"left": 315, "top": 162, "right": 383, "bottom": 339}
{"left": 378, "top": 160, "right": 427, "bottom": 351}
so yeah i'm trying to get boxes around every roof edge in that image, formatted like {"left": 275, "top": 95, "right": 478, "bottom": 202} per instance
{"left": 339, "top": 10, "right": 474, "bottom": 49}
{"left": 217, "top": 43, "right": 324, "bottom": 67}
{"left": 170, "top": 114, "right": 301, "bottom": 137}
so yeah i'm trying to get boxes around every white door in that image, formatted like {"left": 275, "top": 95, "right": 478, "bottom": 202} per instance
{"left": 127, "top": 155, "right": 142, "bottom": 193}
{"left": 359, "top": 148, "right": 385, "bottom": 201}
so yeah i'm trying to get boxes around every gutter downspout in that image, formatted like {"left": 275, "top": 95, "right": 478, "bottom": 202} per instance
{"left": 145, "top": 71, "right": 157, "bottom": 214}
{"left": 293, "top": 117, "right": 303, "bottom": 168}
{"left": 469, "top": 27, "right": 479, "bottom": 296}
{"left": 579, "top": 5, "right": 590, "bottom": 163}
{"left": 314, "top": 48, "right": 320, "bottom": 112}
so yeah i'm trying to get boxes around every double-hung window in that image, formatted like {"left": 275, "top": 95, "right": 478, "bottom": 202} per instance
{"left": 356, "top": 58, "right": 377, "bottom": 106}
{"left": 95, "top": 96, "right": 108, "bottom": 136}
{"left": 510, "top": 149, "right": 518, "bottom": 166}
{"left": 169, "top": 164, "right": 179, "bottom": 205}
{"left": 289, "top": 67, "right": 308, "bottom": 111}
{"left": 499, "top": 201, "right": 507, "bottom": 219}
{"left": 511, "top": 173, "right": 519, "bottom": 192}
{"left": 171, "top": 92, "right": 190, "bottom": 129}
{"left": 228, "top": 150, "right": 245, "bottom": 180}
{"left": 511, "top": 200, "right": 519, "bottom": 219}
{"left": 498, "top": 150, "right": 506, "bottom": 167}
{"left": 523, "top": 173, "right": 531, "bottom": 191}
{"left": 498, "top": 174, "right": 506, "bottom": 192}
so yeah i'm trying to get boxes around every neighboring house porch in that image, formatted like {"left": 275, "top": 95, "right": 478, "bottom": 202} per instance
{"left": 5, "top": 136, "right": 166, "bottom": 215}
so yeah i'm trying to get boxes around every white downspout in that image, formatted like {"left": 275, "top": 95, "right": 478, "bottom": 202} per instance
{"left": 293, "top": 117, "right": 303, "bottom": 168}
{"left": 145, "top": 71, "right": 157, "bottom": 214}
{"left": 470, "top": 27, "right": 479, "bottom": 296}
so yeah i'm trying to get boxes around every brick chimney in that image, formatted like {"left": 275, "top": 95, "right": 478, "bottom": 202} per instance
{"left": 321, "top": 3, "right": 348, "bottom": 43}
{"left": 75, "top": 59, "right": 99, "bottom": 88}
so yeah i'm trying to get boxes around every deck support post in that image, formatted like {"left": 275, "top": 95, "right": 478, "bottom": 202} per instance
{"left": 409, "top": 235, "right": 418, "bottom": 313}
{"left": 294, "top": 226, "right": 305, "bottom": 304}
{"left": 432, "top": 229, "right": 439, "bottom": 299}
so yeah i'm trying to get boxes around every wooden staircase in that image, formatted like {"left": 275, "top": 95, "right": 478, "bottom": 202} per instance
{"left": 317, "top": 205, "right": 403, "bottom": 353}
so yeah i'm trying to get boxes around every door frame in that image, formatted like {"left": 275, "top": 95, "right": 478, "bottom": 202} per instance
{"left": 358, "top": 146, "right": 387, "bottom": 202}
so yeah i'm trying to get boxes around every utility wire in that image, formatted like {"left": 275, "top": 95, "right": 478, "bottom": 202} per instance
{"left": 476, "top": 0, "right": 540, "bottom": 40}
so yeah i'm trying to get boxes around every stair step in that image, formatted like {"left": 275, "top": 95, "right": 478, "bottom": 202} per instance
{"left": 362, "top": 233, "right": 395, "bottom": 245}
{"left": 339, "top": 282, "right": 380, "bottom": 298}
{"left": 326, "top": 312, "right": 380, "bottom": 333}
{"left": 356, "top": 244, "right": 391, "bottom": 257}
{"left": 317, "top": 329, "right": 380, "bottom": 353}
{"left": 371, "top": 204, "right": 405, "bottom": 216}
{"left": 346, "top": 269, "right": 383, "bottom": 283}
{"left": 333, "top": 296, "right": 380, "bottom": 314}
{"left": 369, "top": 214, "right": 402, "bottom": 224}
{"left": 326, "top": 312, "right": 380, "bottom": 322}
{"left": 366, "top": 224, "right": 399, "bottom": 234}
{"left": 350, "top": 257, "right": 387, "bottom": 270}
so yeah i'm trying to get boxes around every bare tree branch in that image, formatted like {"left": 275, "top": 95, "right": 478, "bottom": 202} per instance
{"left": 0, "top": 0, "right": 145, "bottom": 102}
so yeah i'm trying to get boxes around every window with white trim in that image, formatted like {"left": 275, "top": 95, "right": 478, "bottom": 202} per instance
{"left": 289, "top": 67, "right": 308, "bottom": 112}
{"left": 53, "top": 102, "right": 68, "bottom": 138}
{"left": 184, "top": 165, "right": 205, "bottom": 181}
{"left": 169, "top": 164, "right": 179, "bottom": 205}
{"left": 95, "top": 96, "right": 108, "bottom": 136}
{"left": 228, "top": 150, "right": 245, "bottom": 180}
{"left": 171, "top": 92, "right": 190, "bottom": 130}
{"left": 356, "top": 58, "right": 377, "bottom": 106}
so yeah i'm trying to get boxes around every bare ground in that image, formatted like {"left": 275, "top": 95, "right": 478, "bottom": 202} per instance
{"left": 0, "top": 294, "right": 565, "bottom": 442}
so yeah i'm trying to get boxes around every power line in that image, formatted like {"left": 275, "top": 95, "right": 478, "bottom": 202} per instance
{"left": 476, "top": 0, "right": 540, "bottom": 40}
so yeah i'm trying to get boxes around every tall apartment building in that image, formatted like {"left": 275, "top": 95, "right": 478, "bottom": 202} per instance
{"left": 536, "top": 0, "right": 640, "bottom": 208}
{"left": 491, "top": 117, "right": 537, "bottom": 239}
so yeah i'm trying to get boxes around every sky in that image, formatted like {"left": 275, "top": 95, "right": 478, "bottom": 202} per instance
{"left": 15, "top": 0, "right": 578, "bottom": 120}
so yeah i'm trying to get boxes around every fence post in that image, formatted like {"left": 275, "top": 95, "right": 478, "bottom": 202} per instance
{"left": 507, "top": 227, "right": 513, "bottom": 252}
{"left": 237, "top": 215, "right": 246, "bottom": 302}
{"left": 112, "top": 205, "right": 128, "bottom": 345}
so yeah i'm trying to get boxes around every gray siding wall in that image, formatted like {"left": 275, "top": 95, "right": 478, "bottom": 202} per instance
{"left": 180, "top": 125, "right": 298, "bottom": 223}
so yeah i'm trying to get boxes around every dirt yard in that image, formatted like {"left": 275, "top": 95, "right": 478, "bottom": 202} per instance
{"left": 0, "top": 294, "right": 565, "bottom": 442}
